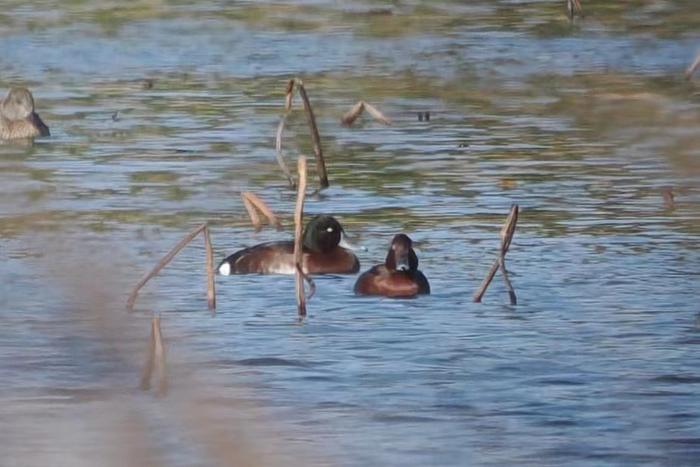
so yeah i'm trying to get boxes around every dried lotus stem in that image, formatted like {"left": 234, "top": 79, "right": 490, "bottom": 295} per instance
{"left": 241, "top": 192, "right": 281, "bottom": 231}
{"left": 567, "top": 0, "right": 582, "bottom": 20}
{"left": 363, "top": 101, "right": 392, "bottom": 125}
{"left": 686, "top": 53, "right": 700, "bottom": 80}
{"left": 341, "top": 100, "right": 391, "bottom": 126}
{"left": 275, "top": 114, "right": 296, "bottom": 188}
{"left": 293, "top": 156, "right": 309, "bottom": 317}
{"left": 140, "top": 315, "right": 168, "bottom": 397}
{"left": 284, "top": 79, "right": 295, "bottom": 112}
{"left": 473, "top": 204, "right": 519, "bottom": 305}
{"left": 127, "top": 223, "right": 216, "bottom": 311}
{"left": 296, "top": 80, "right": 329, "bottom": 188}
{"left": 341, "top": 101, "right": 365, "bottom": 126}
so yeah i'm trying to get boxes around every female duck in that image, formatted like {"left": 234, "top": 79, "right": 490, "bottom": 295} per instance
{"left": 218, "top": 215, "right": 360, "bottom": 275}
{"left": 354, "top": 234, "right": 430, "bottom": 298}
{"left": 0, "top": 87, "right": 50, "bottom": 140}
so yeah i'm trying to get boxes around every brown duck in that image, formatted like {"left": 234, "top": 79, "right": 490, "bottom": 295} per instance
{"left": 0, "top": 87, "right": 50, "bottom": 140}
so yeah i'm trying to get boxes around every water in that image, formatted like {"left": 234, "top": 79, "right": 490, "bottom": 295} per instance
{"left": 1, "top": 1, "right": 700, "bottom": 466}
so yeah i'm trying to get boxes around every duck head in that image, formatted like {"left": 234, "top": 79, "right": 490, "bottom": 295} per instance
{"left": 302, "top": 215, "right": 346, "bottom": 253}
{"left": 385, "top": 234, "right": 419, "bottom": 272}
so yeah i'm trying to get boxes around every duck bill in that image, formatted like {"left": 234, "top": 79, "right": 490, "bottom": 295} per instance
{"left": 338, "top": 233, "right": 366, "bottom": 251}
{"left": 395, "top": 251, "right": 410, "bottom": 272}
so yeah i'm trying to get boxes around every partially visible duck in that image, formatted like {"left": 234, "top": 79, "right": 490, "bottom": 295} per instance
{"left": 354, "top": 234, "right": 430, "bottom": 298}
{"left": 0, "top": 87, "right": 50, "bottom": 140}
{"left": 218, "top": 214, "right": 360, "bottom": 275}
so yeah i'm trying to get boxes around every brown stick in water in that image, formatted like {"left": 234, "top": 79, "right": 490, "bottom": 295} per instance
{"left": 567, "top": 0, "right": 582, "bottom": 20}
{"left": 293, "top": 156, "right": 309, "bottom": 317}
{"left": 241, "top": 192, "right": 282, "bottom": 231}
{"left": 341, "top": 101, "right": 365, "bottom": 127}
{"left": 140, "top": 315, "right": 168, "bottom": 397}
{"left": 685, "top": 53, "right": 700, "bottom": 80}
{"left": 126, "top": 223, "right": 216, "bottom": 311}
{"left": 203, "top": 226, "right": 216, "bottom": 310}
{"left": 284, "top": 78, "right": 295, "bottom": 112}
{"left": 363, "top": 101, "right": 392, "bottom": 125}
{"left": 341, "top": 101, "right": 392, "bottom": 127}
{"left": 296, "top": 81, "right": 329, "bottom": 188}
{"left": 472, "top": 204, "right": 519, "bottom": 304}
{"left": 498, "top": 205, "right": 518, "bottom": 305}
{"left": 241, "top": 194, "right": 262, "bottom": 231}
{"left": 275, "top": 114, "right": 296, "bottom": 188}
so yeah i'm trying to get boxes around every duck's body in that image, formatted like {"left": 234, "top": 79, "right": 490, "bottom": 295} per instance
{"left": 218, "top": 240, "right": 359, "bottom": 275}
{"left": 0, "top": 88, "right": 50, "bottom": 140}
{"left": 354, "top": 234, "right": 430, "bottom": 298}
{"left": 218, "top": 215, "right": 360, "bottom": 275}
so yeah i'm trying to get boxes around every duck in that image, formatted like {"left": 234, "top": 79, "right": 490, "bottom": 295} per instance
{"left": 218, "top": 214, "right": 360, "bottom": 275}
{"left": 354, "top": 234, "right": 430, "bottom": 297}
{"left": 0, "top": 87, "right": 50, "bottom": 140}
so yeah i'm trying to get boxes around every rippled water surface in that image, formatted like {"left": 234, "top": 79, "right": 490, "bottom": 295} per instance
{"left": 2, "top": 1, "right": 700, "bottom": 466}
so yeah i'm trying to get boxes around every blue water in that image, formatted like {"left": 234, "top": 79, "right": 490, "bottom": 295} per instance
{"left": 1, "top": 1, "right": 700, "bottom": 466}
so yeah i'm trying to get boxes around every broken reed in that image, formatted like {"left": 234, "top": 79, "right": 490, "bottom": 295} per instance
{"left": 140, "top": 315, "right": 167, "bottom": 397}
{"left": 275, "top": 114, "right": 296, "bottom": 188}
{"left": 686, "top": 53, "right": 700, "bottom": 80}
{"left": 473, "top": 204, "right": 519, "bottom": 305}
{"left": 567, "top": 0, "right": 582, "bottom": 20}
{"left": 241, "top": 191, "right": 281, "bottom": 232}
{"left": 126, "top": 223, "right": 216, "bottom": 312}
{"left": 341, "top": 100, "right": 392, "bottom": 127}
{"left": 293, "top": 156, "right": 308, "bottom": 317}
{"left": 276, "top": 79, "right": 329, "bottom": 190}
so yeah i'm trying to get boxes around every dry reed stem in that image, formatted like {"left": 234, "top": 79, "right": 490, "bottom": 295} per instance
{"left": 284, "top": 79, "right": 295, "bottom": 112}
{"left": 204, "top": 227, "right": 216, "bottom": 310}
{"left": 473, "top": 204, "right": 519, "bottom": 304}
{"left": 126, "top": 223, "right": 216, "bottom": 311}
{"left": 140, "top": 315, "right": 167, "bottom": 397}
{"left": 567, "top": 0, "right": 582, "bottom": 20}
{"left": 241, "top": 195, "right": 262, "bottom": 231}
{"left": 662, "top": 188, "right": 675, "bottom": 209}
{"left": 241, "top": 192, "right": 282, "bottom": 231}
{"left": 275, "top": 114, "right": 296, "bottom": 188}
{"left": 341, "top": 101, "right": 365, "bottom": 126}
{"left": 498, "top": 205, "right": 519, "bottom": 305}
{"left": 363, "top": 102, "right": 392, "bottom": 125}
{"left": 296, "top": 80, "right": 329, "bottom": 188}
{"left": 686, "top": 53, "right": 700, "bottom": 80}
{"left": 244, "top": 192, "right": 281, "bottom": 229}
{"left": 341, "top": 101, "right": 392, "bottom": 126}
{"left": 293, "top": 156, "right": 308, "bottom": 317}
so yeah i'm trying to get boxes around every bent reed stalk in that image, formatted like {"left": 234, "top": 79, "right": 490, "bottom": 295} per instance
{"left": 241, "top": 191, "right": 282, "bottom": 232}
{"left": 140, "top": 315, "right": 168, "bottom": 397}
{"left": 473, "top": 204, "right": 519, "bottom": 305}
{"left": 293, "top": 156, "right": 316, "bottom": 318}
{"left": 341, "top": 100, "right": 391, "bottom": 127}
{"left": 276, "top": 79, "right": 329, "bottom": 189}
{"left": 127, "top": 223, "right": 216, "bottom": 312}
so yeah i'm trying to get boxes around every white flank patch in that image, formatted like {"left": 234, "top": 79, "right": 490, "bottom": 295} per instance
{"left": 268, "top": 264, "right": 297, "bottom": 275}
{"left": 218, "top": 262, "right": 231, "bottom": 276}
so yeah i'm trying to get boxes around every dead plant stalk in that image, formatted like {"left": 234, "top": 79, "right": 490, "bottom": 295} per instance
{"left": 241, "top": 192, "right": 282, "bottom": 232}
{"left": 472, "top": 204, "right": 519, "bottom": 305}
{"left": 140, "top": 315, "right": 167, "bottom": 397}
{"left": 293, "top": 156, "right": 315, "bottom": 318}
{"left": 277, "top": 79, "right": 329, "bottom": 189}
{"left": 126, "top": 223, "right": 216, "bottom": 311}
